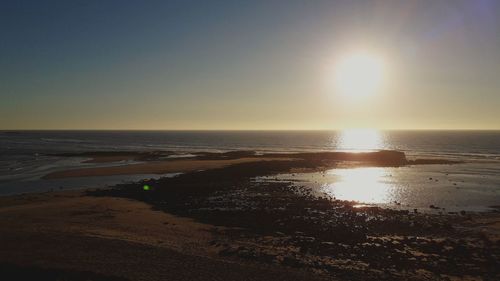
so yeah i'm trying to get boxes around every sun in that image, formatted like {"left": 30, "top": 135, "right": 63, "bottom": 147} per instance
{"left": 334, "top": 51, "right": 385, "bottom": 99}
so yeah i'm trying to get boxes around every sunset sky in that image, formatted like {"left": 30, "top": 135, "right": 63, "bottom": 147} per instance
{"left": 1, "top": 0, "right": 500, "bottom": 130}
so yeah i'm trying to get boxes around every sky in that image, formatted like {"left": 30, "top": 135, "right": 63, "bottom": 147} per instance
{"left": 1, "top": 0, "right": 500, "bottom": 130}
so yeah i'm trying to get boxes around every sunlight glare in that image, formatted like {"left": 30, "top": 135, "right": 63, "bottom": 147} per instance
{"left": 334, "top": 51, "right": 385, "bottom": 99}
{"left": 322, "top": 167, "right": 395, "bottom": 204}
{"left": 337, "top": 129, "right": 385, "bottom": 151}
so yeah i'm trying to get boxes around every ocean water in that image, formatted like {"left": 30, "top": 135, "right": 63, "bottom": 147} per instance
{"left": 1, "top": 130, "right": 499, "bottom": 211}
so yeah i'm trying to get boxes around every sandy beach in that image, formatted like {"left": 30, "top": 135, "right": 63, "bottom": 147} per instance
{"left": 43, "top": 157, "right": 294, "bottom": 179}
{"left": 43, "top": 150, "right": 414, "bottom": 180}
{"left": 0, "top": 191, "right": 329, "bottom": 281}
{"left": 1, "top": 151, "right": 499, "bottom": 280}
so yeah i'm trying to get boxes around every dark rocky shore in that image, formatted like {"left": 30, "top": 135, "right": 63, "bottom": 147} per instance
{"left": 91, "top": 151, "right": 499, "bottom": 280}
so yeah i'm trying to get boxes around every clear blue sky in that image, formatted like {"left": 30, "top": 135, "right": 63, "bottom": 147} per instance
{"left": 1, "top": 0, "right": 500, "bottom": 129}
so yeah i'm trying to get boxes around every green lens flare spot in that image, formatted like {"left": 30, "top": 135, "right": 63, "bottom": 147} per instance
{"left": 143, "top": 185, "right": 150, "bottom": 191}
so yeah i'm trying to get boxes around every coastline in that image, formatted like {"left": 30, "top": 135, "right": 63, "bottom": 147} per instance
{"left": 1, "top": 151, "right": 498, "bottom": 280}
{"left": 42, "top": 157, "right": 295, "bottom": 179}
{"left": 43, "top": 150, "right": 452, "bottom": 180}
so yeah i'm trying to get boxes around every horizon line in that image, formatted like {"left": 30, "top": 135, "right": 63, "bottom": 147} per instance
{"left": 2, "top": 128, "right": 500, "bottom": 132}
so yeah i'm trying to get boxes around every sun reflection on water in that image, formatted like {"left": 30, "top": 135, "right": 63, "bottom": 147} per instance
{"left": 321, "top": 167, "right": 395, "bottom": 203}
{"left": 337, "top": 129, "right": 386, "bottom": 152}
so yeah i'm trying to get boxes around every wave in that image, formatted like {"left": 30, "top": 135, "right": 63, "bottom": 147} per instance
{"left": 40, "top": 138, "right": 91, "bottom": 144}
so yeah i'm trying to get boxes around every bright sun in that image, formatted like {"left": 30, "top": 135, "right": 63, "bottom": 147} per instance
{"left": 334, "top": 51, "right": 385, "bottom": 99}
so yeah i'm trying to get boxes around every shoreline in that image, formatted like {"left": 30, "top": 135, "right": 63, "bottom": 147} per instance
{"left": 42, "top": 150, "right": 460, "bottom": 180}
{"left": 42, "top": 157, "right": 295, "bottom": 179}
{"left": 1, "top": 190, "right": 499, "bottom": 281}
{"left": 1, "top": 151, "right": 498, "bottom": 280}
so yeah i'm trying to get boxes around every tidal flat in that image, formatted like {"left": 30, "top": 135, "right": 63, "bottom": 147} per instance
{"left": 1, "top": 151, "right": 498, "bottom": 280}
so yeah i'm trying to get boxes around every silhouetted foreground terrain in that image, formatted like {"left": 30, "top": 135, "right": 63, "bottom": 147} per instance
{"left": 0, "top": 262, "right": 128, "bottom": 281}
{"left": 1, "top": 151, "right": 498, "bottom": 280}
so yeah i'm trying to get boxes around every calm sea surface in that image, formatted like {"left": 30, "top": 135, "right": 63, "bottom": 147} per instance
{"left": 1, "top": 130, "right": 499, "bottom": 211}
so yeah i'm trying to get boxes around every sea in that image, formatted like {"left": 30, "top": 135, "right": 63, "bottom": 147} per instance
{"left": 1, "top": 130, "right": 499, "bottom": 212}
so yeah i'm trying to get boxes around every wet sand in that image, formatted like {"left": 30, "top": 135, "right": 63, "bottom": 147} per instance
{"left": 43, "top": 157, "right": 295, "bottom": 179}
{"left": 44, "top": 150, "right": 410, "bottom": 180}
{"left": 1, "top": 151, "right": 498, "bottom": 280}
{"left": 51, "top": 151, "right": 175, "bottom": 163}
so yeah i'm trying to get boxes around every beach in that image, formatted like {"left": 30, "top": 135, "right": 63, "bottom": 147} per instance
{"left": 1, "top": 150, "right": 499, "bottom": 280}
{"left": 4, "top": 1, "right": 500, "bottom": 279}
{"left": 0, "top": 191, "right": 331, "bottom": 281}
